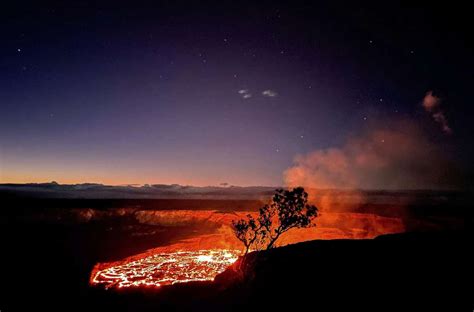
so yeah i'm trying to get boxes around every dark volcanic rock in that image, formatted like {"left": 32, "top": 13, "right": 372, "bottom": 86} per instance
{"left": 1, "top": 228, "right": 468, "bottom": 311}
{"left": 213, "top": 231, "right": 467, "bottom": 311}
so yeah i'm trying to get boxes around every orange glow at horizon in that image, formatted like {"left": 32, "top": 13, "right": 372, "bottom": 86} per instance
{"left": 0, "top": 153, "right": 281, "bottom": 187}
{"left": 0, "top": 173, "right": 242, "bottom": 187}
{"left": 0, "top": 170, "right": 276, "bottom": 187}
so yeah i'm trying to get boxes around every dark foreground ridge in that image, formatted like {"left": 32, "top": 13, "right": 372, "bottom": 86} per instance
{"left": 140, "top": 231, "right": 467, "bottom": 311}
{"left": 215, "top": 231, "right": 467, "bottom": 311}
{"left": 1, "top": 231, "right": 467, "bottom": 311}
{"left": 95, "top": 232, "right": 467, "bottom": 311}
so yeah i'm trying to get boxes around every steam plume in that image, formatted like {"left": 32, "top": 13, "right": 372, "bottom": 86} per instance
{"left": 285, "top": 120, "right": 456, "bottom": 193}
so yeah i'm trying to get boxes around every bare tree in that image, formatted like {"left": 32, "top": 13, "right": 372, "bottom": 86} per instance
{"left": 232, "top": 187, "right": 318, "bottom": 253}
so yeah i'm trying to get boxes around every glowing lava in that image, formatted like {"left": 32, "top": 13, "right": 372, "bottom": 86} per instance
{"left": 91, "top": 249, "right": 239, "bottom": 289}
{"left": 90, "top": 211, "right": 405, "bottom": 290}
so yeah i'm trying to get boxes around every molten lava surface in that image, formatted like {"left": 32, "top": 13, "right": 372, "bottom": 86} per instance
{"left": 91, "top": 249, "right": 239, "bottom": 289}
{"left": 90, "top": 211, "right": 405, "bottom": 290}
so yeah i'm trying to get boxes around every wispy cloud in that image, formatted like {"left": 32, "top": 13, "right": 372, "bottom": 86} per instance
{"left": 238, "top": 89, "right": 252, "bottom": 99}
{"left": 238, "top": 89, "right": 277, "bottom": 99}
{"left": 422, "top": 91, "right": 452, "bottom": 134}
{"left": 262, "top": 89, "right": 278, "bottom": 97}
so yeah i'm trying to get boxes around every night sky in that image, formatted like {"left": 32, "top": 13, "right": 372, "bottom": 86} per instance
{"left": 1, "top": 2, "right": 472, "bottom": 187}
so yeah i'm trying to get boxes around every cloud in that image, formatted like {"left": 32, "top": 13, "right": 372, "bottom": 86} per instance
{"left": 238, "top": 89, "right": 252, "bottom": 99}
{"left": 238, "top": 89, "right": 277, "bottom": 99}
{"left": 262, "top": 89, "right": 278, "bottom": 97}
{"left": 432, "top": 112, "right": 452, "bottom": 134}
{"left": 422, "top": 91, "right": 440, "bottom": 111}
{"left": 422, "top": 91, "right": 452, "bottom": 134}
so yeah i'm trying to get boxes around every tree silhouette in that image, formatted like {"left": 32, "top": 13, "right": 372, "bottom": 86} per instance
{"left": 232, "top": 187, "right": 318, "bottom": 254}
{"left": 231, "top": 215, "right": 261, "bottom": 255}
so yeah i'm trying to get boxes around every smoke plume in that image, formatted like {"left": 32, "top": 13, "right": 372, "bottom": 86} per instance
{"left": 285, "top": 119, "right": 457, "bottom": 194}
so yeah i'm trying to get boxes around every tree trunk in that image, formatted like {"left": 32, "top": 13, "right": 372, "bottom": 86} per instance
{"left": 266, "top": 235, "right": 279, "bottom": 249}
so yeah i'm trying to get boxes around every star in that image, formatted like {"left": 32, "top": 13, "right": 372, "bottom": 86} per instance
{"left": 17, "top": 48, "right": 21, "bottom": 52}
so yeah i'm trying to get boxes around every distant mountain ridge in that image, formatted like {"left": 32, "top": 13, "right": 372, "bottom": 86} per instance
{"left": 0, "top": 182, "right": 277, "bottom": 199}
{"left": 0, "top": 182, "right": 468, "bottom": 202}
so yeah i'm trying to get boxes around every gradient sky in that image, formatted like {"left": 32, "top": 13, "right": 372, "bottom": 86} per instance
{"left": 0, "top": 2, "right": 472, "bottom": 186}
